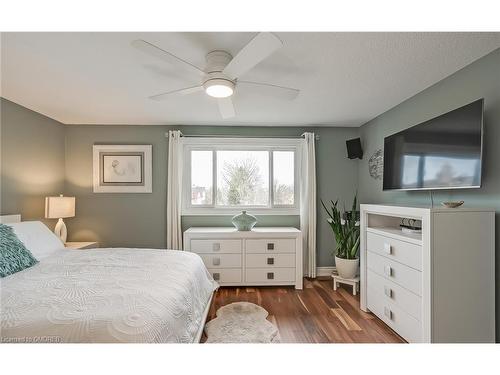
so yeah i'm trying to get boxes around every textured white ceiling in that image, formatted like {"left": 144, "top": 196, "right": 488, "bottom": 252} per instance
{"left": 2, "top": 32, "right": 499, "bottom": 126}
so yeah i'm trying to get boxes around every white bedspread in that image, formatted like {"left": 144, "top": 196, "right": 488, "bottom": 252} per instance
{"left": 0, "top": 248, "right": 218, "bottom": 343}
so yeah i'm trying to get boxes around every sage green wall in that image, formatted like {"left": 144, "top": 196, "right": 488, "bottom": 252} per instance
{"left": 64, "top": 124, "right": 359, "bottom": 267}
{"left": 358, "top": 48, "right": 500, "bottom": 339}
{"left": 0, "top": 98, "right": 65, "bottom": 228}
{"left": 64, "top": 125, "right": 169, "bottom": 248}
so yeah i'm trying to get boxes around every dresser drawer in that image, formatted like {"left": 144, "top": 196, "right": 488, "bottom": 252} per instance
{"left": 190, "top": 239, "right": 242, "bottom": 254}
{"left": 199, "top": 254, "right": 242, "bottom": 269}
{"left": 367, "top": 251, "right": 422, "bottom": 296}
{"left": 367, "top": 232, "right": 422, "bottom": 270}
{"left": 367, "top": 269, "right": 422, "bottom": 321}
{"left": 245, "top": 253, "right": 295, "bottom": 268}
{"left": 245, "top": 268, "right": 295, "bottom": 283}
{"left": 207, "top": 268, "right": 242, "bottom": 283}
{"left": 245, "top": 239, "right": 295, "bottom": 254}
{"left": 367, "top": 286, "right": 422, "bottom": 343}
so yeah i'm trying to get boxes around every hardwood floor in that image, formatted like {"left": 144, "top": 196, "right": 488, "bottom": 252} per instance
{"left": 205, "top": 278, "right": 405, "bottom": 343}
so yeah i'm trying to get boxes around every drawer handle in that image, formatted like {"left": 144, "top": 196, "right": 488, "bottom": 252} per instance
{"left": 267, "top": 243, "right": 275, "bottom": 250}
{"left": 212, "top": 257, "right": 221, "bottom": 266}
{"left": 384, "top": 286, "right": 393, "bottom": 298}
{"left": 384, "top": 265, "right": 393, "bottom": 277}
{"left": 384, "top": 243, "right": 392, "bottom": 254}
{"left": 267, "top": 257, "right": 274, "bottom": 265}
{"left": 213, "top": 272, "right": 220, "bottom": 281}
{"left": 267, "top": 272, "right": 274, "bottom": 280}
{"left": 384, "top": 307, "right": 393, "bottom": 320}
{"left": 213, "top": 243, "right": 220, "bottom": 251}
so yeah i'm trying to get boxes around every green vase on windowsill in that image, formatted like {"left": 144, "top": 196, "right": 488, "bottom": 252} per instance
{"left": 231, "top": 211, "right": 257, "bottom": 231}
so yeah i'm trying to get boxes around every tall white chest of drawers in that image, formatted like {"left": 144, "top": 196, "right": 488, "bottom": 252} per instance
{"left": 360, "top": 204, "right": 495, "bottom": 343}
{"left": 184, "top": 227, "right": 303, "bottom": 289}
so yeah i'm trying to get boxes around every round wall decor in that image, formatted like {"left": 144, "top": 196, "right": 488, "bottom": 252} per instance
{"left": 368, "top": 149, "right": 383, "bottom": 180}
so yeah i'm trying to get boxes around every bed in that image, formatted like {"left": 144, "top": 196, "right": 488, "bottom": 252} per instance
{"left": 0, "top": 216, "right": 218, "bottom": 343}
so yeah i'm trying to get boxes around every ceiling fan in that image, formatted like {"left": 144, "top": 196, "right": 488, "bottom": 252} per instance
{"left": 131, "top": 33, "right": 300, "bottom": 119}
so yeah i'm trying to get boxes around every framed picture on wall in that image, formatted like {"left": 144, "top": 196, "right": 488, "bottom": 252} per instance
{"left": 92, "top": 145, "right": 152, "bottom": 193}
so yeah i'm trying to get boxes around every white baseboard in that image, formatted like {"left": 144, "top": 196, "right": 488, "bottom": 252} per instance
{"left": 316, "top": 266, "right": 336, "bottom": 277}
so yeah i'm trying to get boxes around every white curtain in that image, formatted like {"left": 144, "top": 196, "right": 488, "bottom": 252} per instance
{"left": 166, "top": 130, "right": 183, "bottom": 250}
{"left": 300, "top": 132, "right": 317, "bottom": 278}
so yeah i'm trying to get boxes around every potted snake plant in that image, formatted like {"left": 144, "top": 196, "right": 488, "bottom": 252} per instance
{"left": 321, "top": 195, "right": 360, "bottom": 279}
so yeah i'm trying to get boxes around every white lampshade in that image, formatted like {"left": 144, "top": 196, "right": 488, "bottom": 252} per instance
{"left": 45, "top": 195, "right": 75, "bottom": 219}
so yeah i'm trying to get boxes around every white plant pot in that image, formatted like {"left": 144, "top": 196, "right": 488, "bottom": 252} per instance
{"left": 335, "top": 256, "right": 359, "bottom": 279}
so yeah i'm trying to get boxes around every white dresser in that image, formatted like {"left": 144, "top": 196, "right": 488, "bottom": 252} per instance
{"left": 360, "top": 204, "right": 495, "bottom": 343}
{"left": 184, "top": 227, "right": 303, "bottom": 289}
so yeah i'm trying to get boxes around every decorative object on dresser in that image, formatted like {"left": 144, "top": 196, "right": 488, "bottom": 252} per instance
{"left": 65, "top": 241, "right": 99, "bottom": 250}
{"left": 441, "top": 201, "right": 465, "bottom": 208}
{"left": 360, "top": 204, "right": 495, "bottom": 343}
{"left": 184, "top": 227, "right": 302, "bottom": 289}
{"left": 204, "top": 302, "right": 280, "bottom": 343}
{"left": 45, "top": 195, "right": 75, "bottom": 243}
{"left": 231, "top": 210, "right": 258, "bottom": 231}
{"left": 321, "top": 195, "right": 360, "bottom": 279}
{"left": 93, "top": 144, "right": 152, "bottom": 193}
{"left": 399, "top": 218, "right": 422, "bottom": 234}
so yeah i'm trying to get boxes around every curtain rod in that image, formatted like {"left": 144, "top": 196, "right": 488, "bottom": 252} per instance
{"left": 164, "top": 132, "right": 320, "bottom": 140}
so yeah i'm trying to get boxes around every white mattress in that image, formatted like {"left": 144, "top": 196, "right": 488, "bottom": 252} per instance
{"left": 0, "top": 248, "right": 218, "bottom": 343}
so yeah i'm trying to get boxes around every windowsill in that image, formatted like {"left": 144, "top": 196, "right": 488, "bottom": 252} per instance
{"left": 181, "top": 208, "right": 300, "bottom": 216}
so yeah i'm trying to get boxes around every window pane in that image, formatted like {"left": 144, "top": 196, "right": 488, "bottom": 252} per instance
{"left": 217, "top": 151, "right": 269, "bottom": 206}
{"left": 191, "top": 150, "right": 213, "bottom": 205}
{"left": 273, "top": 151, "right": 295, "bottom": 205}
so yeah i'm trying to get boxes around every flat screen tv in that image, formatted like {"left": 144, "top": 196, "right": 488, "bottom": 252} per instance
{"left": 383, "top": 99, "right": 483, "bottom": 191}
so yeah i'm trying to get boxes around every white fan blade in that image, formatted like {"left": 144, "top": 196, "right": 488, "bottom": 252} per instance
{"left": 222, "top": 33, "right": 282, "bottom": 79}
{"left": 217, "top": 97, "right": 236, "bottom": 119}
{"left": 238, "top": 81, "right": 299, "bottom": 100}
{"left": 149, "top": 85, "right": 204, "bottom": 101}
{"left": 131, "top": 39, "right": 205, "bottom": 78}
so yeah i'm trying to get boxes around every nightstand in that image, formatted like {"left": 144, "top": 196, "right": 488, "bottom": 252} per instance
{"left": 65, "top": 241, "right": 99, "bottom": 250}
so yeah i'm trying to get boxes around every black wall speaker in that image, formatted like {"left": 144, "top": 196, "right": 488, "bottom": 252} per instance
{"left": 346, "top": 138, "right": 363, "bottom": 159}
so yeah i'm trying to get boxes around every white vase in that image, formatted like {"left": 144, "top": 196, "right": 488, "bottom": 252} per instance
{"left": 335, "top": 256, "right": 359, "bottom": 279}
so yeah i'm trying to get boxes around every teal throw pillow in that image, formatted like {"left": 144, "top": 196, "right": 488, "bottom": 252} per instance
{"left": 0, "top": 223, "right": 39, "bottom": 278}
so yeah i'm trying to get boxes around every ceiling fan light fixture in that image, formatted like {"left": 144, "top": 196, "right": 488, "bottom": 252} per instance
{"left": 204, "top": 78, "right": 235, "bottom": 98}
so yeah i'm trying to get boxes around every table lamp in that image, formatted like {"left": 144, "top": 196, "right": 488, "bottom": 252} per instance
{"left": 45, "top": 194, "right": 75, "bottom": 243}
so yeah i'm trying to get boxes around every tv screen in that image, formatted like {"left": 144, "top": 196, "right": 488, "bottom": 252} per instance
{"left": 383, "top": 99, "right": 483, "bottom": 191}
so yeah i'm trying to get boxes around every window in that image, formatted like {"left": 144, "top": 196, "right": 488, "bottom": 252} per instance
{"left": 190, "top": 150, "right": 213, "bottom": 205}
{"left": 273, "top": 151, "right": 295, "bottom": 205}
{"left": 183, "top": 138, "right": 301, "bottom": 215}
{"left": 216, "top": 150, "right": 269, "bottom": 206}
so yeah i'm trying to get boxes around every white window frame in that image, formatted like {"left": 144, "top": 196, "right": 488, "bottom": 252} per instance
{"left": 182, "top": 137, "right": 302, "bottom": 215}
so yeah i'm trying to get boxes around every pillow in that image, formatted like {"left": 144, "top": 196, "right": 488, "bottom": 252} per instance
{"left": 0, "top": 224, "right": 39, "bottom": 277}
{"left": 6, "top": 221, "right": 65, "bottom": 260}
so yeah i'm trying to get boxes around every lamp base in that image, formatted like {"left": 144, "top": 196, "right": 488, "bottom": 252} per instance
{"left": 54, "top": 218, "right": 68, "bottom": 243}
